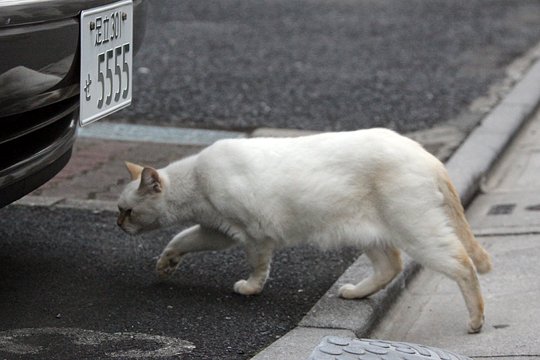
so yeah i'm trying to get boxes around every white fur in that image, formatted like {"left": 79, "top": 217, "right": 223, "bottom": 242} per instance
{"left": 118, "top": 128, "right": 488, "bottom": 333}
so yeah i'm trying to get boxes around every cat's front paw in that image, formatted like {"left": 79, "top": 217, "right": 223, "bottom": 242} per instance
{"left": 156, "top": 250, "right": 182, "bottom": 278}
{"left": 233, "top": 280, "right": 263, "bottom": 296}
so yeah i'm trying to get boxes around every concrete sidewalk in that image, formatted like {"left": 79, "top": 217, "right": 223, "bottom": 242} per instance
{"left": 370, "top": 106, "right": 540, "bottom": 359}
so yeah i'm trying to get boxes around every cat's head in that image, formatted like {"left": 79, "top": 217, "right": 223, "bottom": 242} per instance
{"left": 117, "top": 162, "right": 167, "bottom": 234}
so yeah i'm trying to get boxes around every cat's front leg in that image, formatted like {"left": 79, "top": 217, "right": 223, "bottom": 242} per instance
{"left": 156, "top": 225, "right": 236, "bottom": 278}
{"left": 234, "top": 242, "right": 274, "bottom": 296}
{"left": 156, "top": 248, "right": 183, "bottom": 278}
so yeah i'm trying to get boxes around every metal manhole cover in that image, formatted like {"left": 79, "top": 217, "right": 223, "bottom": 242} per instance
{"left": 310, "top": 337, "right": 470, "bottom": 360}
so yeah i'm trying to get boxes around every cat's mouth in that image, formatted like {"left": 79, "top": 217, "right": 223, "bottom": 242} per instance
{"left": 117, "top": 221, "right": 140, "bottom": 235}
{"left": 118, "top": 220, "right": 161, "bottom": 235}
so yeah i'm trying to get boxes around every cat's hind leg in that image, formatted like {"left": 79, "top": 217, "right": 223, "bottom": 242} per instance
{"left": 406, "top": 238, "right": 485, "bottom": 333}
{"left": 338, "top": 246, "right": 402, "bottom": 299}
{"left": 234, "top": 242, "right": 274, "bottom": 296}
{"left": 156, "top": 225, "right": 236, "bottom": 278}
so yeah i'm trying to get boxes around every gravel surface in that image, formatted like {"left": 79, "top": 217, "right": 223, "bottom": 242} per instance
{"left": 112, "top": 0, "right": 540, "bottom": 132}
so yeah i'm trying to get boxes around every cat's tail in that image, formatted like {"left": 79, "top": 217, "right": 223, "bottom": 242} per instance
{"left": 437, "top": 167, "right": 492, "bottom": 274}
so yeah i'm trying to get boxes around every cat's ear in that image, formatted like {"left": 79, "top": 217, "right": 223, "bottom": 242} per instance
{"left": 139, "top": 167, "right": 162, "bottom": 193}
{"left": 125, "top": 161, "right": 144, "bottom": 180}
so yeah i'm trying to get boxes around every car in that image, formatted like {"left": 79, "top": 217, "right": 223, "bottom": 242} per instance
{"left": 0, "top": 0, "right": 147, "bottom": 208}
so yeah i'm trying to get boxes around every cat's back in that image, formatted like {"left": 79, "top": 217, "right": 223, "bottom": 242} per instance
{"left": 197, "top": 128, "right": 432, "bottom": 171}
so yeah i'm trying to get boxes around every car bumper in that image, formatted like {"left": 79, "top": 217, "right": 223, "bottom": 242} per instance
{"left": 0, "top": 0, "right": 146, "bottom": 207}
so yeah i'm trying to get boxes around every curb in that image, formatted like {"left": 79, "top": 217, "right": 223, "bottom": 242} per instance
{"left": 250, "top": 59, "right": 540, "bottom": 359}
{"left": 447, "top": 58, "right": 540, "bottom": 206}
{"left": 79, "top": 122, "right": 246, "bottom": 146}
{"left": 15, "top": 195, "right": 117, "bottom": 212}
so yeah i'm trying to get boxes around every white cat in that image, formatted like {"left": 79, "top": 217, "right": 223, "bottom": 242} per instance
{"left": 117, "top": 128, "right": 491, "bottom": 333}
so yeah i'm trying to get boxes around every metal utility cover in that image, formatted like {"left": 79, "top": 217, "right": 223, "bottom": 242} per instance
{"left": 467, "top": 192, "right": 540, "bottom": 235}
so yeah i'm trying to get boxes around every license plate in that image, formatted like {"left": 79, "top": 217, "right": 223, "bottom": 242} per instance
{"left": 79, "top": 0, "right": 133, "bottom": 126}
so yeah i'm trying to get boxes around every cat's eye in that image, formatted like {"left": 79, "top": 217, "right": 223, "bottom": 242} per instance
{"left": 118, "top": 207, "right": 132, "bottom": 216}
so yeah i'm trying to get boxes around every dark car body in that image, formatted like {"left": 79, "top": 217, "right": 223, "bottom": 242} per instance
{"left": 0, "top": 0, "right": 146, "bottom": 208}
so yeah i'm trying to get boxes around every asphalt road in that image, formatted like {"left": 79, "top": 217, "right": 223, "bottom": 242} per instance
{"left": 0, "top": 205, "right": 360, "bottom": 359}
{"left": 111, "top": 0, "right": 540, "bottom": 132}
